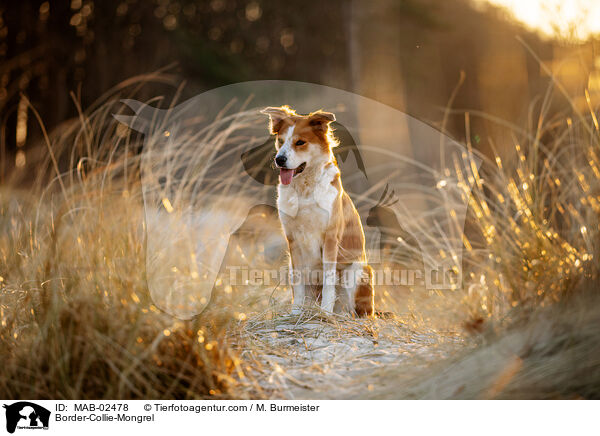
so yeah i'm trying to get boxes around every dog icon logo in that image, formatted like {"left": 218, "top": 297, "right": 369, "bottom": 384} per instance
{"left": 114, "top": 80, "right": 479, "bottom": 318}
{"left": 3, "top": 402, "right": 50, "bottom": 433}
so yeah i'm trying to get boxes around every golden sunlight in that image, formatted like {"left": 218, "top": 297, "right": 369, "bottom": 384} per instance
{"left": 476, "top": 0, "right": 600, "bottom": 41}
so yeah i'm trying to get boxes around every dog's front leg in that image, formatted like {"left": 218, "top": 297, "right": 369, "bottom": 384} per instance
{"left": 321, "top": 236, "right": 338, "bottom": 313}
{"left": 291, "top": 283, "right": 305, "bottom": 315}
{"left": 289, "top": 263, "right": 305, "bottom": 315}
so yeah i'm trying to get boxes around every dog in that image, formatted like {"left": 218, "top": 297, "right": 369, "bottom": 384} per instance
{"left": 261, "top": 105, "right": 374, "bottom": 316}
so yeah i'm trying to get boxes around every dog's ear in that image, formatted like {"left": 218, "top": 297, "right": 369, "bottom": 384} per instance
{"left": 260, "top": 106, "right": 293, "bottom": 135}
{"left": 308, "top": 110, "right": 336, "bottom": 132}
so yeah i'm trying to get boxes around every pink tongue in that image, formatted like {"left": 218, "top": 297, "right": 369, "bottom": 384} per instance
{"left": 280, "top": 168, "right": 294, "bottom": 185}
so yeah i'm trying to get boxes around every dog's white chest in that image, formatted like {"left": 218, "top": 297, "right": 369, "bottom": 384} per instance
{"left": 277, "top": 164, "right": 340, "bottom": 264}
{"left": 277, "top": 185, "right": 331, "bottom": 232}
{"left": 277, "top": 164, "right": 339, "bottom": 223}
{"left": 278, "top": 193, "right": 329, "bottom": 267}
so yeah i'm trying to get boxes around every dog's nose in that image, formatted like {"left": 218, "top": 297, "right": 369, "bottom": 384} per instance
{"left": 275, "top": 155, "right": 287, "bottom": 167}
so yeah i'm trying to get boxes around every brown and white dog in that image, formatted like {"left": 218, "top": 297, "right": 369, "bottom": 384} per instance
{"left": 261, "top": 106, "right": 374, "bottom": 316}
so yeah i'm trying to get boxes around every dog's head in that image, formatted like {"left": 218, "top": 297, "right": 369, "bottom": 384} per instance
{"left": 261, "top": 105, "right": 338, "bottom": 185}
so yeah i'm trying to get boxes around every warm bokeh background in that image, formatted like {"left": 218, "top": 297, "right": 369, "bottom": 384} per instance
{"left": 2, "top": 1, "right": 600, "bottom": 400}
{"left": 1, "top": 0, "right": 599, "bottom": 178}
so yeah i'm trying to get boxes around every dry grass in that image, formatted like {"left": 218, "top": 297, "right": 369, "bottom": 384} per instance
{"left": 357, "top": 87, "right": 600, "bottom": 399}
{"left": 1, "top": 71, "right": 599, "bottom": 399}
{"left": 0, "top": 76, "right": 252, "bottom": 399}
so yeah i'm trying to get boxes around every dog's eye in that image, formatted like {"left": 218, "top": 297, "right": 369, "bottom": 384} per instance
{"left": 295, "top": 140, "right": 306, "bottom": 146}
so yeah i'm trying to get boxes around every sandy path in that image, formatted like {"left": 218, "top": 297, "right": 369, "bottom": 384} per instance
{"left": 239, "top": 311, "right": 466, "bottom": 399}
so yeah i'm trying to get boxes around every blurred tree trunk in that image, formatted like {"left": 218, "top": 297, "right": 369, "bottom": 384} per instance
{"left": 347, "top": 0, "right": 411, "bottom": 171}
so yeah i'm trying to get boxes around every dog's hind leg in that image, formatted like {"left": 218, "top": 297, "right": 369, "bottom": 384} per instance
{"left": 339, "top": 262, "right": 361, "bottom": 314}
